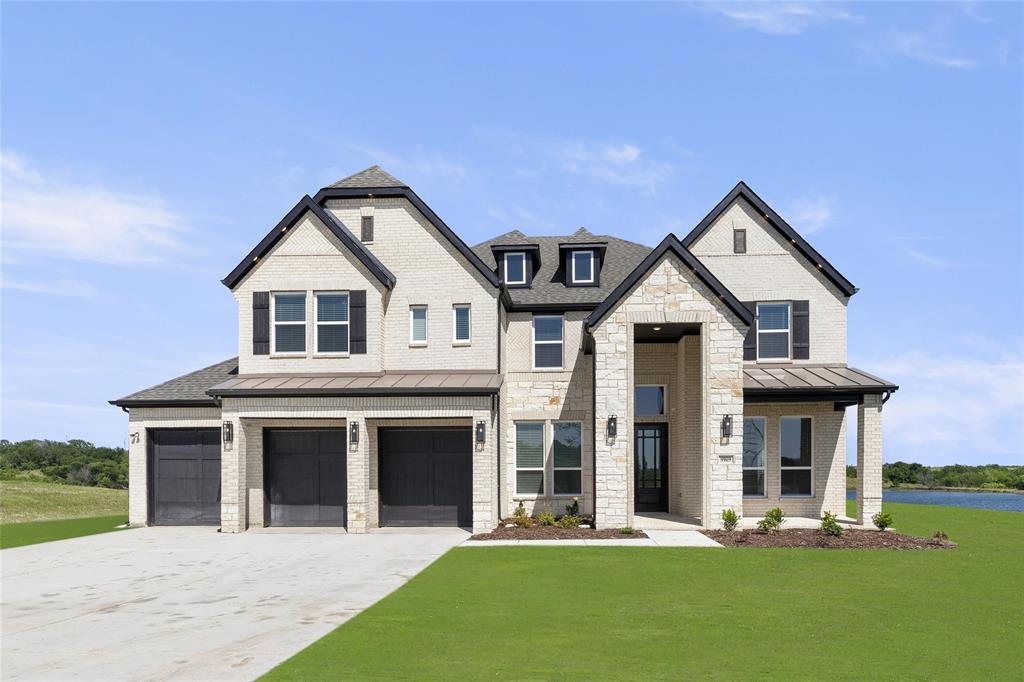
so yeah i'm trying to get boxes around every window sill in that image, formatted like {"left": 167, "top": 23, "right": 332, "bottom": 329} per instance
{"left": 531, "top": 367, "right": 565, "bottom": 372}
{"left": 743, "top": 495, "right": 767, "bottom": 499}
{"left": 409, "top": 342, "right": 428, "bottom": 348}
{"left": 452, "top": 342, "right": 472, "bottom": 347}
{"left": 314, "top": 353, "right": 350, "bottom": 358}
{"left": 270, "top": 353, "right": 306, "bottom": 358}
{"left": 780, "top": 495, "right": 815, "bottom": 499}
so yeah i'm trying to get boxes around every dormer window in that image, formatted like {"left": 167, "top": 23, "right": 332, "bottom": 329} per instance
{"left": 571, "top": 250, "right": 594, "bottom": 284}
{"left": 504, "top": 252, "right": 526, "bottom": 285}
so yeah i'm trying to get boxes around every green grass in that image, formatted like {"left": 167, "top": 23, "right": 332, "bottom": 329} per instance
{"left": 0, "top": 480, "right": 127, "bottom": 523}
{"left": 0, "top": 514, "right": 128, "bottom": 549}
{"left": 265, "top": 502, "right": 1024, "bottom": 680}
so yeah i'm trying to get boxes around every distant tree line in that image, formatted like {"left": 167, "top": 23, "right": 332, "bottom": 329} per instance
{"left": 846, "top": 462, "right": 1024, "bottom": 490}
{"left": 0, "top": 439, "right": 128, "bottom": 489}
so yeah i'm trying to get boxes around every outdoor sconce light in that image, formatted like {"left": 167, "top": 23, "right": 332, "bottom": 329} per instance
{"left": 349, "top": 421, "right": 359, "bottom": 446}
{"left": 475, "top": 421, "right": 486, "bottom": 445}
{"left": 607, "top": 415, "right": 618, "bottom": 438}
{"left": 721, "top": 415, "right": 733, "bottom": 439}
{"left": 222, "top": 421, "right": 233, "bottom": 444}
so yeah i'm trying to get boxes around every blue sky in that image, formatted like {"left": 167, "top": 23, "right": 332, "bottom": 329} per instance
{"left": 2, "top": 2, "right": 1021, "bottom": 465}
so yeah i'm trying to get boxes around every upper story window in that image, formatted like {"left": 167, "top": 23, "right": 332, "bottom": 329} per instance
{"left": 453, "top": 304, "right": 471, "bottom": 344}
{"left": 733, "top": 228, "right": 746, "bottom": 254}
{"left": 757, "top": 302, "right": 791, "bottom": 360}
{"left": 571, "top": 250, "right": 594, "bottom": 284}
{"left": 532, "top": 315, "right": 563, "bottom": 370}
{"left": 504, "top": 252, "right": 526, "bottom": 285}
{"left": 360, "top": 215, "right": 374, "bottom": 242}
{"left": 410, "top": 305, "right": 428, "bottom": 346}
{"left": 272, "top": 292, "right": 306, "bottom": 354}
{"left": 635, "top": 385, "right": 665, "bottom": 416}
{"left": 315, "top": 292, "right": 349, "bottom": 354}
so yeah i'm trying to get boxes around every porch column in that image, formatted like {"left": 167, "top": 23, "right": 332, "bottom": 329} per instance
{"left": 856, "top": 394, "right": 884, "bottom": 525}
{"left": 471, "top": 406, "right": 499, "bottom": 533}
{"left": 221, "top": 416, "right": 246, "bottom": 533}
{"left": 593, "top": 321, "right": 631, "bottom": 529}
{"left": 347, "top": 413, "right": 369, "bottom": 533}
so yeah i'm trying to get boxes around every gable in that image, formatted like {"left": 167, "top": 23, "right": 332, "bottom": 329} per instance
{"left": 681, "top": 182, "right": 856, "bottom": 297}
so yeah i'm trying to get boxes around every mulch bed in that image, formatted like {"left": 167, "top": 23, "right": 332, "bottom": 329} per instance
{"left": 471, "top": 525, "right": 649, "bottom": 541}
{"left": 701, "top": 528, "right": 957, "bottom": 550}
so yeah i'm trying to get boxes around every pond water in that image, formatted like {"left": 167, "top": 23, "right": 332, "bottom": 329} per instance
{"left": 847, "top": 489, "right": 1024, "bottom": 512}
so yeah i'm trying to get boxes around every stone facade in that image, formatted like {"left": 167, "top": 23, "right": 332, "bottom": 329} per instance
{"left": 856, "top": 393, "right": 884, "bottom": 524}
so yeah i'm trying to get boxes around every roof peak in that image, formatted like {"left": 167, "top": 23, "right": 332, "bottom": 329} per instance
{"left": 328, "top": 165, "right": 407, "bottom": 189}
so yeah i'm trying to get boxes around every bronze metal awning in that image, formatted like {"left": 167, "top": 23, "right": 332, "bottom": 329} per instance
{"left": 208, "top": 370, "right": 502, "bottom": 398}
{"left": 743, "top": 365, "right": 897, "bottom": 404}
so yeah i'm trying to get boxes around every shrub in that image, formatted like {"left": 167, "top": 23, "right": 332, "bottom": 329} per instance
{"left": 871, "top": 511, "right": 893, "bottom": 531}
{"left": 537, "top": 510, "right": 557, "bottom": 526}
{"left": 513, "top": 515, "right": 534, "bottom": 528}
{"left": 513, "top": 501, "right": 526, "bottom": 518}
{"left": 721, "top": 508, "right": 739, "bottom": 532}
{"left": 933, "top": 530, "right": 949, "bottom": 542}
{"left": 820, "top": 511, "right": 843, "bottom": 537}
{"left": 565, "top": 498, "right": 580, "bottom": 516}
{"left": 757, "top": 507, "right": 785, "bottom": 533}
{"left": 619, "top": 527, "right": 634, "bottom": 535}
{"left": 556, "top": 514, "right": 583, "bottom": 529}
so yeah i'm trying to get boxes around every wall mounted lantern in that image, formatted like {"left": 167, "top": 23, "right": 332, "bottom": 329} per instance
{"left": 222, "top": 421, "right": 233, "bottom": 444}
{"left": 721, "top": 415, "right": 733, "bottom": 439}
{"left": 349, "top": 421, "right": 359, "bottom": 446}
{"left": 476, "top": 421, "right": 486, "bottom": 445}
{"left": 607, "top": 415, "right": 618, "bottom": 438}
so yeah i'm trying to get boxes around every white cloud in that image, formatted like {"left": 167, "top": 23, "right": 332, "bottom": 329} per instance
{"left": 558, "top": 141, "right": 673, "bottom": 193}
{"left": 855, "top": 348, "right": 1024, "bottom": 464}
{"left": 786, "top": 197, "right": 832, "bottom": 233}
{"left": 1, "top": 151, "right": 190, "bottom": 265}
{"left": 2, "top": 278, "right": 97, "bottom": 298}
{"left": 868, "top": 28, "right": 978, "bottom": 69}
{"left": 699, "top": 2, "right": 860, "bottom": 35}
{"left": 908, "top": 249, "right": 968, "bottom": 269}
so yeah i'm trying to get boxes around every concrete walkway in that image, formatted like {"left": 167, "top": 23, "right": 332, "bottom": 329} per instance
{"left": 1, "top": 526, "right": 467, "bottom": 681}
{"left": 463, "top": 530, "right": 722, "bottom": 547}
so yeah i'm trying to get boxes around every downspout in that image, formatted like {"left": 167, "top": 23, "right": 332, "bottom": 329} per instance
{"left": 588, "top": 325, "right": 597, "bottom": 528}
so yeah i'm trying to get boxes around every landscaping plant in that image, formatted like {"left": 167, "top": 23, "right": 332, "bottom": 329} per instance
{"left": 513, "top": 501, "right": 526, "bottom": 518}
{"left": 872, "top": 511, "right": 893, "bottom": 531}
{"left": 537, "top": 510, "right": 556, "bottom": 526}
{"left": 556, "top": 514, "right": 583, "bottom": 529}
{"left": 619, "top": 527, "right": 634, "bottom": 535}
{"left": 512, "top": 515, "right": 534, "bottom": 528}
{"left": 565, "top": 498, "right": 580, "bottom": 516}
{"left": 721, "top": 508, "right": 739, "bottom": 531}
{"left": 757, "top": 507, "right": 785, "bottom": 532}
{"left": 820, "top": 511, "right": 843, "bottom": 537}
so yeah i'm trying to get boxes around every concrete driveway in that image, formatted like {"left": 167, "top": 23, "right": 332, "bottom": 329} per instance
{"left": 1, "top": 526, "right": 467, "bottom": 681}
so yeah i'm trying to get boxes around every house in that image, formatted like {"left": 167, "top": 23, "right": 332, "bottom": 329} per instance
{"left": 111, "top": 166, "right": 897, "bottom": 533}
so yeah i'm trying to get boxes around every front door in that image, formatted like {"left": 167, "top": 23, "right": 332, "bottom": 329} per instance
{"left": 635, "top": 424, "right": 668, "bottom": 512}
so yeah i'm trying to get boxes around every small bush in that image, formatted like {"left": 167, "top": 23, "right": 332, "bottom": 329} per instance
{"left": 872, "top": 511, "right": 894, "bottom": 531}
{"left": 513, "top": 501, "right": 526, "bottom": 518}
{"left": 933, "top": 530, "right": 949, "bottom": 542}
{"left": 556, "top": 514, "right": 583, "bottom": 529}
{"left": 619, "top": 527, "right": 634, "bottom": 535}
{"left": 565, "top": 498, "right": 580, "bottom": 516}
{"left": 721, "top": 508, "right": 739, "bottom": 532}
{"left": 757, "top": 507, "right": 785, "bottom": 533}
{"left": 512, "top": 515, "right": 534, "bottom": 528}
{"left": 820, "top": 511, "right": 843, "bottom": 537}
{"left": 537, "top": 510, "right": 557, "bottom": 526}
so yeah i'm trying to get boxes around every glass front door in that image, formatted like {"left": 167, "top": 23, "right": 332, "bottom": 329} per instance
{"left": 634, "top": 424, "right": 668, "bottom": 512}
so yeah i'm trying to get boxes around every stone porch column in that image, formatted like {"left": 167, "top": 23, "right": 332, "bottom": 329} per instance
{"left": 856, "top": 394, "right": 884, "bottom": 525}
{"left": 471, "top": 407, "right": 499, "bottom": 533}
{"left": 347, "top": 413, "right": 370, "bottom": 533}
{"left": 220, "top": 417, "right": 246, "bottom": 533}
{"left": 593, "top": 322, "right": 631, "bottom": 529}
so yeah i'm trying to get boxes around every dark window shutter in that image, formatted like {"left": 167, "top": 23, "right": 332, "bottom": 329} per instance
{"left": 524, "top": 255, "right": 534, "bottom": 288}
{"left": 253, "top": 292, "right": 270, "bottom": 355}
{"left": 742, "top": 301, "right": 756, "bottom": 361}
{"left": 361, "top": 215, "right": 374, "bottom": 242}
{"left": 792, "top": 300, "right": 810, "bottom": 360}
{"left": 350, "top": 290, "right": 367, "bottom": 354}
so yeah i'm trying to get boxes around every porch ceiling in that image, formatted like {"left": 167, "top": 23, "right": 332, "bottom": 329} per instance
{"left": 633, "top": 323, "right": 700, "bottom": 343}
{"left": 743, "top": 364, "right": 897, "bottom": 402}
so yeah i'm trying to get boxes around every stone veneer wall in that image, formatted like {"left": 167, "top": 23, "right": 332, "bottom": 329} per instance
{"left": 741, "top": 402, "right": 846, "bottom": 520}
{"left": 592, "top": 255, "right": 746, "bottom": 528}
{"left": 856, "top": 394, "right": 884, "bottom": 524}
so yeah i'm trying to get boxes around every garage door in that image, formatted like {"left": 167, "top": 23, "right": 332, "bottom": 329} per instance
{"left": 379, "top": 427, "right": 472, "bottom": 527}
{"left": 149, "top": 428, "right": 221, "bottom": 526}
{"left": 265, "top": 429, "right": 346, "bottom": 527}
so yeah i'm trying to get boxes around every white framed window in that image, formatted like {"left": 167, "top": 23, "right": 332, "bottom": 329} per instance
{"left": 635, "top": 385, "right": 666, "bottom": 416}
{"left": 315, "top": 292, "right": 349, "bottom": 355}
{"left": 504, "top": 252, "right": 526, "bottom": 285}
{"left": 453, "top": 304, "right": 471, "bottom": 344}
{"left": 571, "top": 250, "right": 594, "bottom": 284}
{"left": 743, "top": 417, "right": 766, "bottom": 497}
{"left": 410, "top": 305, "right": 428, "bottom": 345}
{"left": 552, "top": 421, "right": 582, "bottom": 496}
{"left": 272, "top": 292, "right": 306, "bottom": 354}
{"left": 757, "top": 302, "right": 791, "bottom": 360}
{"left": 532, "top": 315, "right": 563, "bottom": 370}
{"left": 515, "top": 422, "right": 545, "bottom": 496}
{"left": 780, "top": 416, "right": 813, "bottom": 497}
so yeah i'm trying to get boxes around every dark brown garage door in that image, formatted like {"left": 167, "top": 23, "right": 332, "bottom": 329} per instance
{"left": 149, "top": 428, "right": 221, "bottom": 526}
{"left": 265, "top": 429, "right": 346, "bottom": 527}
{"left": 379, "top": 427, "right": 472, "bottom": 527}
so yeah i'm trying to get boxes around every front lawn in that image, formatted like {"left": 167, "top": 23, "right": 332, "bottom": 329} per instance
{"left": 0, "top": 480, "right": 128, "bottom": 549}
{"left": 265, "top": 502, "right": 1024, "bottom": 680}
{"left": 0, "top": 515, "right": 128, "bottom": 549}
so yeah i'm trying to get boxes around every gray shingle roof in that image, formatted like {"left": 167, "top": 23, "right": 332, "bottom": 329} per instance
{"left": 473, "top": 228, "right": 652, "bottom": 306}
{"left": 328, "top": 165, "right": 407, "bottom": 189}
{"left": 111, "top": 358, "right": 238, "bottom": 406}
